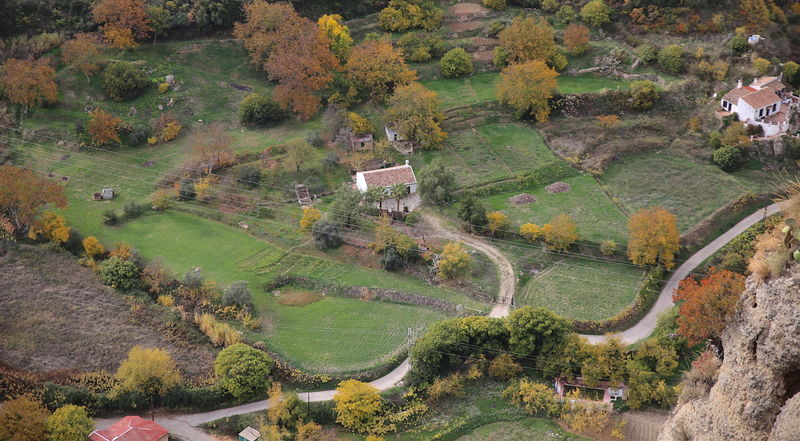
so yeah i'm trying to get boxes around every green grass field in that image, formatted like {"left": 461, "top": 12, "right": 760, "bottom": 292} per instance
{"left": 519, "top": 258, "right": 645, "bottom": 321}
{"left": 481, "top": 174, "right": 629, "bottom": 243}
{"left": 413, "top": 123, "right": 560, "bottom": 187}
{"left": 455, "top": 419, "right": 586, "bottom": 441}
{"left": 422, "top": 72, "right": 632, "bottom": 110}
{"left": 600, "top": 153, "right": 762, "bottom": 232}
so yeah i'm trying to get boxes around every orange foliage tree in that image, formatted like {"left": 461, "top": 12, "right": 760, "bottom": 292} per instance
{"left": 92, "top": 0, "right": 151, "bottom": 49}
{"left": 497, "top": 60, "right": 558, "bottom": 121}
{"left": 28, "top": 211, "right": 70, "bottom": 244}
{"left": 190, "top": 122, "right": 234, "bottom": 173}
{"left": 563, "top": 24, "right": 590, "bottom": 55}
{"left": 235, "top": 1, "right": 338, "bottom": 119}
{"left": 345, "top": 39, "right": 417, "bottom": 102}
{"left": 0, "top": 165, "right": 67, "bottom": 235}
{"left": 0, "top": 58, "right": 58, "bottom": 112}
{"left": 498, "top": 16, "right": 557, "bottom": 64}
{"left": 673, "top": 269, "right": 745, "bottom": 345}
{"left": 61, "top": 33, "right": 105, "bottom": 80}
{"left": 627, "top": 206, "right": 680, "bottom": 269}
{"left": 88, "top": 109, "right": 123, "bottom": 146}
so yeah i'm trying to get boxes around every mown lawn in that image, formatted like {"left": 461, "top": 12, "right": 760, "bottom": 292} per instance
{"left": 481, "top": 174, "right": 629, "bottom": 243}
{"left": 599, "top": 153, "right": 762, "bottom": 232}
{"left": 519, "top": 258, "right": 645, "bottom": 321}
{"left": 422, "top": 72, "right": 632, "bottom": 110}
{"left": 413, "top": 123, "right": 560, "bottom": 187}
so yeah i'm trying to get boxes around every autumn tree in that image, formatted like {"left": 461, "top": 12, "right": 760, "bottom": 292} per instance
{"left": 61, "top": 34, "right": 104, "bottom": 80}
{"left": 295, "top": 421, "right": 325, "bottom": 441}
{"left": 235, "top": 1, "right": 338, "bottom": 119}
{"left": 0, "top": 165, "right": 67, "bottom": 235}
{"left": 88, "top": 108, "right": 122, "bottom": 146}
{"left": 345, "top": 39, "right": 417, "bottom": 102}
{"left": 0, "top": 58, "right": 58, "bottom": 112}
{"left": 267, "top": 382, "right": 307, "bottom": 432}
{"left": 347, "top": 112, "right": 374, "bottom": 135}
{"left": 333, "top": 379, "right": 383, "bottom": 434}
{"left": 497, "top": 60, "right": 558, "bottom": 121}
{"left": 115, "top": 346, "right": 182, "bottom": 412}
{"left": 28, "top": 211, "right": 70, "bottom": 244}
{"left": 563, "top": 24, "right": 590, "bottom": 55}
{"left": 83, "top": 236, "right": 106, "bottom": 259}
{"left": 92, "top": 0, "right": 151, "bottom": 49}
{"left": 47, "top": 405, "right": 94, "bottom": 441}
{"left": 541, "top": 213, "right": 578, "bottom": 251}
{"left": 191, "top": 122, "right": 234, "bottom": 173}
{"left": 502, "top": 379, "right": 561, "bottom": 417}
{"left": 581, "top": 337, "right": 628, "bottom": 387}
{"left": 498, "top": 16, "right": 558, "bottom": 65}
{"left": 673, "top": 269, "right": 745, "bottom": 345}
{"left": 378, "top": 0, "right": 442, "bottom": 32}
{"left": 437, "top": 241, "right": 471, "bottom": 280}
{"left": 488, "top": 353, "right": 522, "bottom": 380}
{"left": 318, "top": 14, "right": 353, "bottom": 62}
{"left": 384, "top": 82, "right": 446, "bottom": 149}
{"left": 486, "top": 211, "right": 510, "bottom": 237}
{"left": 519, "top": 223, "right": 543, "bottom": 242}
{"left": 215, "top": 343, "right": 274, "bottom": 399}
{"left": 627, "top": 206, "right": 680, "bottom": 269}
{"left": 0, "top": 395, "right": 49, "bottom": 441}
{"left": 300, "top": 206, "right": 322, "bottom": 233}
{"left": 580, "top": 0, "right": 612, "bottom": 27}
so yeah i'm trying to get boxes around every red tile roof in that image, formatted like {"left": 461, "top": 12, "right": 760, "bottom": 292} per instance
{"left": 743, "top": 86, "right": 758, "bottom": 92}
{"left": 741, "top": 88, "right": 780, "bottom": 109}
{"left": 359, "top": 164, "right": 416, "bottom": 188}
{"left": 89, "top": 416, "right": 168, "bottom": 441}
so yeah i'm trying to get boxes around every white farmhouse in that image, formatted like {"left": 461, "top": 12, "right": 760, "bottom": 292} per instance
{"left": 384, "top": 125, "right": 404, "bottom": 142}
{"left": 355, "top": 160, "right": 419, "bottom": 213}
{"left": 720, "top": 76, "right": 791, "bottom": 137}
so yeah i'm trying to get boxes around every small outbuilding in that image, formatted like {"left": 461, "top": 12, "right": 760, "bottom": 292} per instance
{"left": 555, "top": 377, "right": 627, "bottom": 404}
{"left": 239, "top": 426, "right": 261, "bottom": 441}
{"left": 89, "top": 416, "right": 168, "bottom": 441}
{"left": 384, "top": 125, "right": 404, "bottom": 142}
{"left": 348, "top": 132, "right": 374, "bottom": 151}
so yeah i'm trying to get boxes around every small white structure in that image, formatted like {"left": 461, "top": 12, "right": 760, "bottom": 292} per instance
{"left": 355, "top": 160, "right": 419, "bottom": 213}
{"left": 748, "top": 34, "right": 763, "bottom": 45}
{"left": 384, "top": 125, "right": 404, "bottom": 142}
{"left": 720, "top": 76, "right": 792, "bottom": 137}
{"left": 101, "top": 188, "right": 115, "bottom": 200}
{"left": 239, "top": 426, "right": 261, "bottom": 441}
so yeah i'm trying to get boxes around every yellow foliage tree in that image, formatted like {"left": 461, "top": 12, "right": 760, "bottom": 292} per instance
{"left": 488, "top": 353, "right": 522, "bottom": 380}
{"left": 542, "top": 213, "right": 578, "bottom": 251}
{"left": 347, "top": 112, "right": 375, "bottom": 135}
{"left": 498, "top": 16, "right": 557, "bottom": 64}
{"left": 88, "top": 108, "right": 122, "bottom": 146}
{"left": 115, "top": 346, "right": 181, "bottom": 404}
{"left": 333, "top": 379, "right": 383, "bottom": 434}
{"left": 318, "top": 14, "right": 353, "bottom": 62}
{"left": 28, "top": 211, "right": 70, "bottom": 244}
{"left": 497, "top": 60, "right": 558, "bottom": 121}
{"left": 300, "top": 206, "right": 322, "bottom": 232}
{"left": 486, "top": 211, "right": 510, "bottom": 237}
{"left": 369, "top": 215, "right": 416, "bottom": 256}
{"left": 345, "top": 39, "right": 417, "bottom": 102}
{"left": 627, "top": 206, "right": 680, "bottom": 269}
{"left": 0, "top": 395, "right": 50, "bottom": 441}
{"left": 437, "top": 241, "right": 471, "bottom": 280}
{"left": 519, "top": 223, "right": 543, "bottom": 241}
{"left": 83, "top": 236, "right": 106, "bottom": 259}
{"left": 384, "top": 82, "right": 446, "bottom": 149}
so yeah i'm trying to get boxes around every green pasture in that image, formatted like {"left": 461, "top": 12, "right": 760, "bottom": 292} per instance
{"left": 481, "top": 174, "right": 629, "bottom": 243}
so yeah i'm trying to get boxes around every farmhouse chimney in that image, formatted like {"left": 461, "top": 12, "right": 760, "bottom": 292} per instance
{"left": 737, "top": 79, "right": 742, "bottom": 89}
{"left": 405, "top": 160, "right": 410, "bottom": 166}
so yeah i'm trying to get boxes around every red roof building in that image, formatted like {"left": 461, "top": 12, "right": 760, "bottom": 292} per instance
{"left": 89, "top": 416, "right": 169, "bottom": 441}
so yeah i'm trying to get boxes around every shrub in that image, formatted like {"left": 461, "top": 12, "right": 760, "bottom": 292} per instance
{"left": 159, "top": 122, "right": 181, "bottom": 142}
{"left": 102, "top": 61, "right": 149, "bottom": 101}
{"left": 440, "top": 48, "right": 474, "bottom": 78}
{"left": 194, "top": 313, "right": 243, "bottom": 347}
{"left": 47, "top": 404, "right": 94, "bottom": 441}
{"left": 481, "top": 0, "right": 505, "bottom": 11}
{"left": 753, "top": 57, "right": 771, "bottom": 75}
{"left": 426, "top": 372, "right": 466, "bottom": 403}
{"left": 657, "top": 44, "right": 684, "bottom": 73}
{"left": 487, "top": 20, "right": 506, "bottom": 37}
{"left": 239, "top": 93, "right": 286, "bottom": 125}
{"left": 636, "top": 44, "right": 658, "bottom": 64}
{"left": 563, "top": 24, "right": 591, "bottom": 56}
{"left": 150, "top": 189, "right": 174, "bottom": 210}
{"left": 502, "top": 379, "right": 561, "bottom": 417}
{"left": 437, "top": 242, "right": 471, "bottom": 280}
{"left": 82, "top": 236, "right": 106, "bottom": 259}
{"left": 627, "top": 80, "right": 659, "bottom": 110}
{"left": 580, "top": 0, "right": 612, "bottom": 27}
{"left": 214, "top": 343, "right": 273, "bottom": 399}
{"left": 222, "top": 281, "right": 252, "bottom": 307}
{"left": 493, "top": 46, "right": 510, "bottom": 68}
{"left": 122, "top": 201, "right": 148, "bottom": 220}
{"left": 488, "top": 354, "right": 522, "bottom": 380}
{"left": 713, "top": 145, "right": 743, "bottom": 172}
{"left": 555, "top": 5, "right": 576, "bottom": 24}
{"left": 237, "top": 166, "right": 261, "bottom": 187}
{"left": 127, "top": 125, "right": 151, "bottom": 146}
{"left": 102, "top": 210, "right": 119, "bottom": 225}
{"left": 98, "top": 257, "right": 140, "bottom": 291}
{"left": 312, "top": 220, "right": 342, "bottom": 250}
{"left": 596, "top": 114, "right": 619, "bottom": 128}
{"left": 541, "top": 0, "right": 559, "bottom": 12}
{"left": 396, "top": 32, "right": 445, "bottom": 62}
{"left": 600, "top": 239, "right": 617, "bottom": 256}
{"left": 728, "top": 35, "right": 748, "bottom": 54}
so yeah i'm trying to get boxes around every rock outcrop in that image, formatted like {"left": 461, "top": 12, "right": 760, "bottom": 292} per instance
{"left": 658, "top": 265, "right": 800, "bottom": 441}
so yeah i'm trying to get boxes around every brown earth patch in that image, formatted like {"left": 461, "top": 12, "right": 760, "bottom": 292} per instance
{"left": 473, "top": 50, "right": 495, "bottom": 63}
{"left": 0, "top": 242, "right": 214, "bottom": 378}
{"left": 472, "top": 37, "right": 499, "bottom": 47}
{"left": 276, "top": 289, "right": 324, "bottom": 306}
{"left": 447, "top": 2, "right": 490, "bottom": 16}
{"left": 448, "top": 20, "right": 484, "bottom": 33}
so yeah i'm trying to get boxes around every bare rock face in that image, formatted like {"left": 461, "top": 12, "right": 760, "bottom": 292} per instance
{"left": 659, "top": 265, "right": 800, "bottom": 441}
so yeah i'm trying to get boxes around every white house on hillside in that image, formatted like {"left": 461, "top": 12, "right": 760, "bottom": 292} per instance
{"left": 355, "top": 161, "right": 419, "bottom": 213}
{"left": 720, "top": 76, "right": 792, "bottom": 137}
{"left": 385, "top": 125, "right": 404, "bottom": 142}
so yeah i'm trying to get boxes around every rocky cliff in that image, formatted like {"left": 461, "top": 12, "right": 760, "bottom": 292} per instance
{"left": 658, "top": 265, "right": 800, "bottom": 441}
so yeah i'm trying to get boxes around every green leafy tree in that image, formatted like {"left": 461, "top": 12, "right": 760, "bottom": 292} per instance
{"left": 102, "top": 61, "right": 149, "bottom": 101}
{"left": 456, "top": 195, "right": 487, "bottom": 233}
{"left": 506, "top": 306, "right": 570, "bottom": 357}
{"left": 329, "top": 184, "right": 363, "bottom": 228}
{"left": 312, "top": 220, "right": 343, "bottom": 250}
{"left": 628, "top": 80, "right": 660, "bottom": 110}
{"left": 555, "top": 5, "right": 576, "bottom": 24}
{"left": 580, "top": 0, "right": 612, "bottom": 27}
{"left": 728, "top": 35, "right": 749, "bottom": 54}
{"left": 98, "top": 256, "right": 140, "bottom": 291}
{"left": 147, "top": 6, "right": 169, "bottom": 43}
{"left": 535, "top": 333, "right": 588, "bottom": 381}
{"left": 657, "top": 44, "right": 684, "bottom": 73}
{"left": 782, "top": 61, "right": 799, "bottom": 85}
{"left": 47, "top": 405, "right": 94, "bottom": 441}
{"left": 0, "top": 395, "right": 49, "bottom": 441}
{"left": 333, "top": 380, "right": 383, "bottom": 434}
{"left": 713, "top": 145, "right": 743, "bottom": 171}
{"left": 636, "top": 44, "right": 658, "bottom": 64}
{"left": 440, "top": 48, "right": 474, "bottom": 78}
{"left": 418, "top": 161, "right": 457, "bottom": 205}
{"left": 240, "top": 93, "right": 286, "bottom": 124}
{"left": 215, "top": 343, "right": 274, "bottom": 399}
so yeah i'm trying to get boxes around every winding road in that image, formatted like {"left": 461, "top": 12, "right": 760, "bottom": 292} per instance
{"left": 94, "top": 203, "right": 783, "bottom": 439}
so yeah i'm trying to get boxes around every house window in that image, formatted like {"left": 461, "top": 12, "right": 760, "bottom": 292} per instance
{"left": 773, "top": 103, "right": 777, "bottom": 112}
{"left": 759, "top": 108, "right": 764, "bottom": 117}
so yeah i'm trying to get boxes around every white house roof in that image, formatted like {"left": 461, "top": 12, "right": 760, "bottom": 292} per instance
{"left": 357, "top": 163, "right": 416, "bottom": 188}
{"left": 239, "top": 427, "right": 260, "bottom": 441}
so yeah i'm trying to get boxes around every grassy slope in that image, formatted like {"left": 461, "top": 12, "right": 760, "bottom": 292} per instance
{"left": 481, "top": 174, "right": 629, "bottom": 243}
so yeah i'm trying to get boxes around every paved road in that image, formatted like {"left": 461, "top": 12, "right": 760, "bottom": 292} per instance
{"left": 582, "top": 202, "right": 783, "bottom": 345}
{"left": 94, "top": 203, "right": 782, "bottom": 438}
